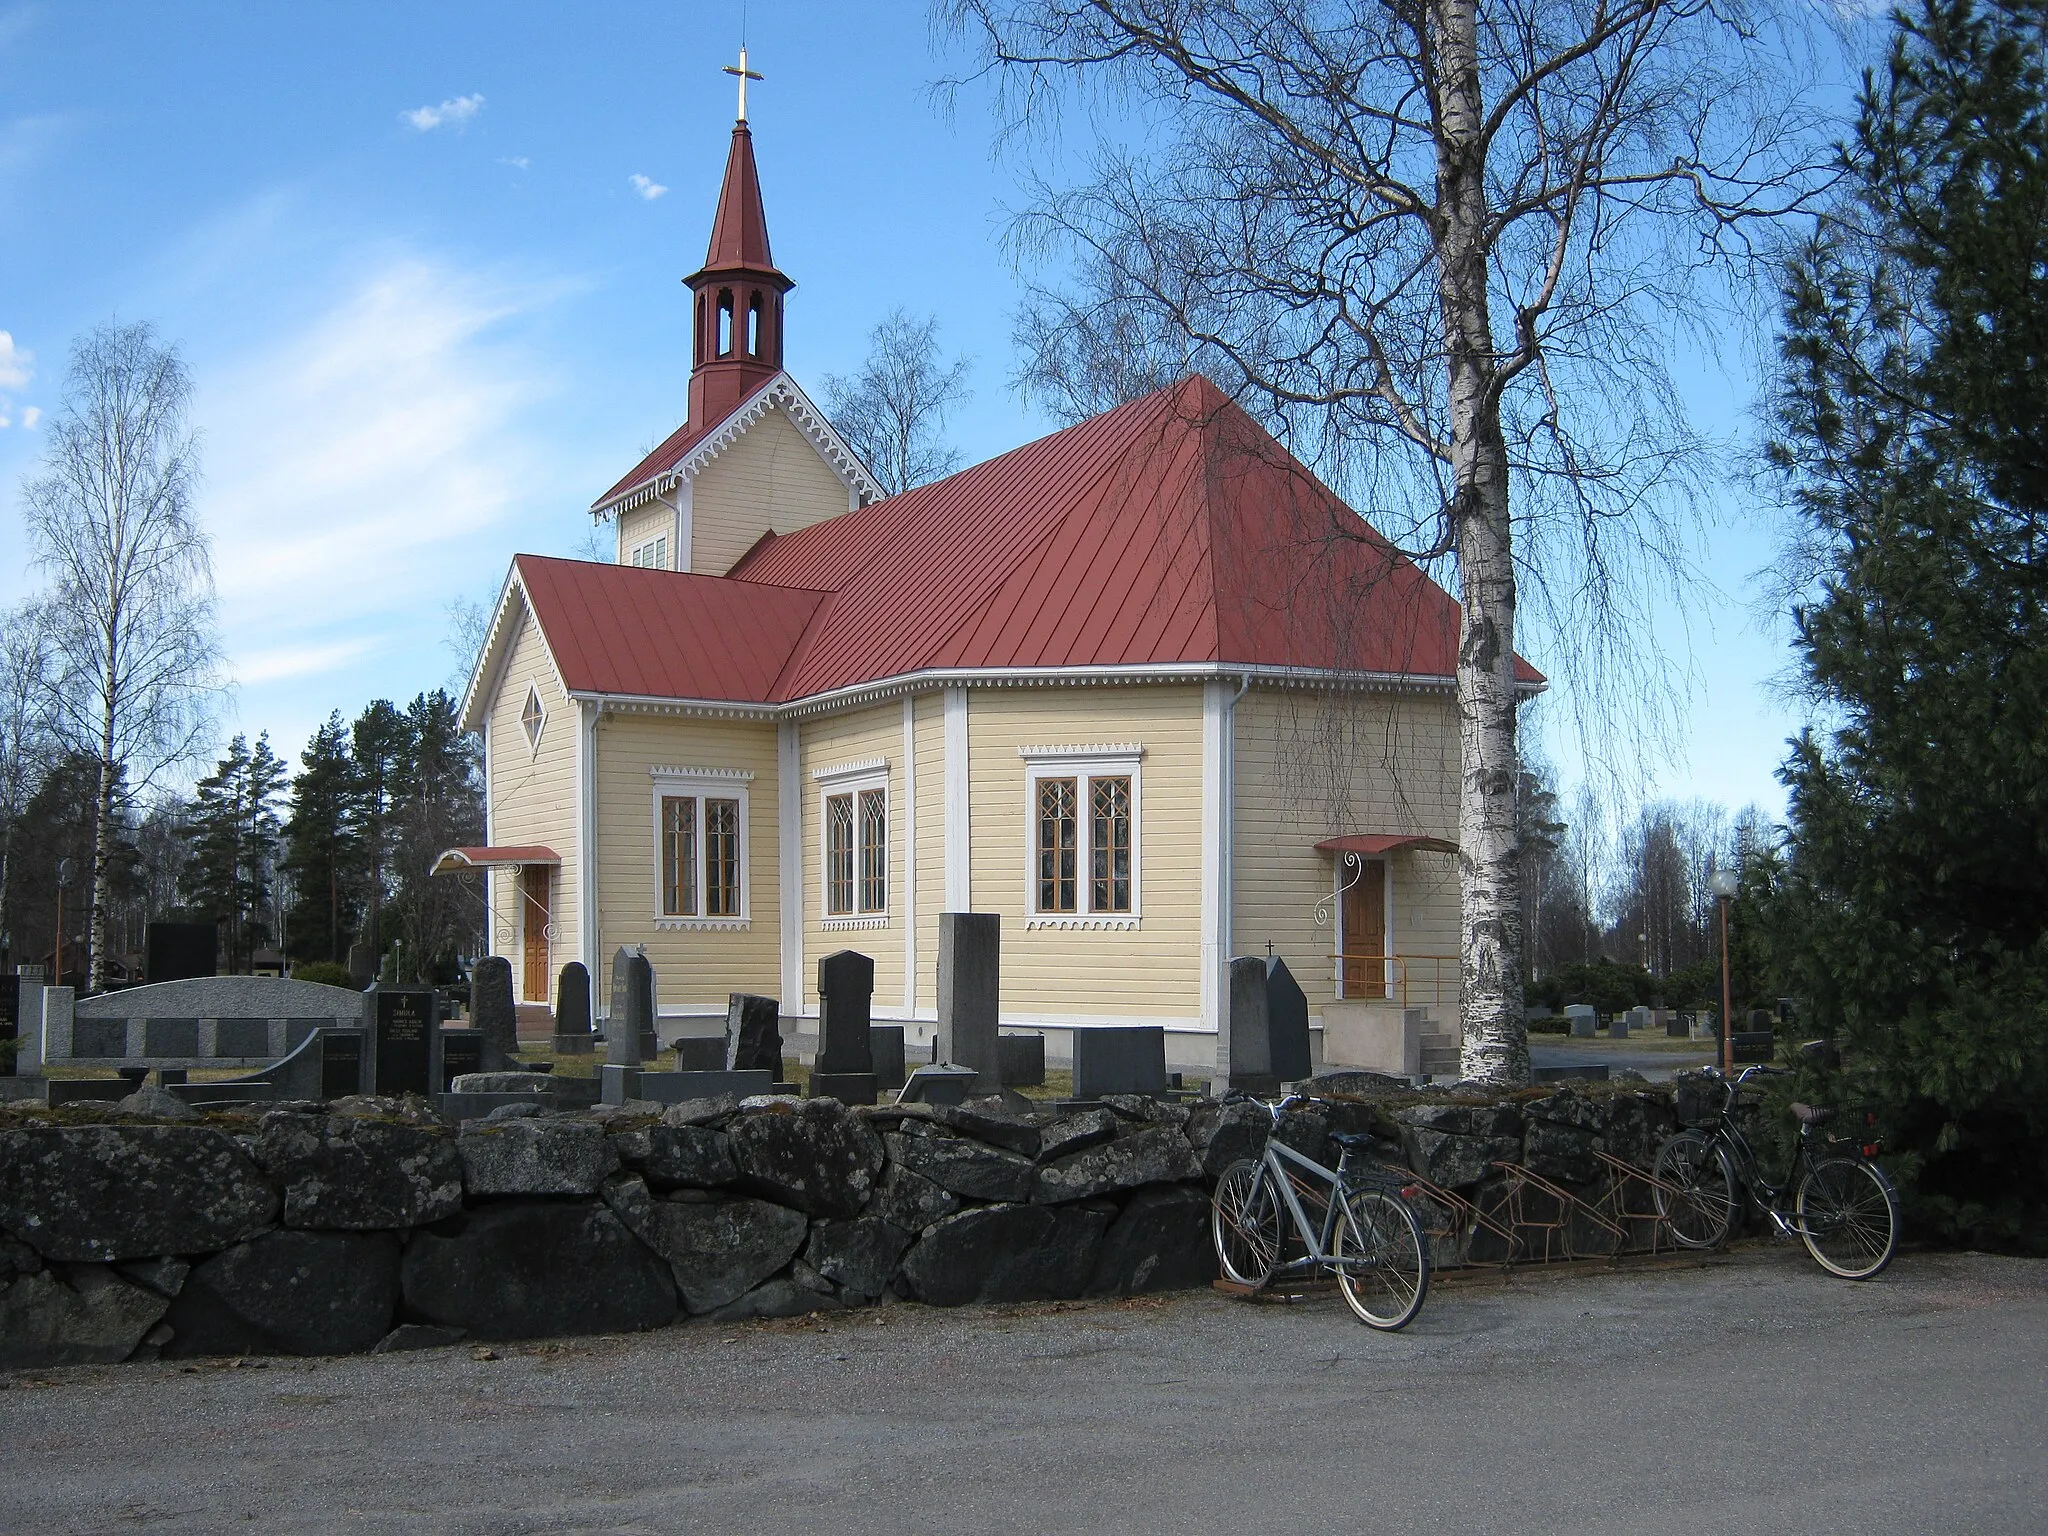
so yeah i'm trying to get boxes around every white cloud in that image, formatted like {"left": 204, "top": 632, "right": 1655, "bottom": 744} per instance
{"left": 401, "top": 93, "right": 485, "bottom": 132}
{"left": 628, "top": 173, "right": 667, "bottom": 201}
{"left": 19, "top": 405, "right": 36, "bottom": 429}
{"left": 235, "top": 637, "right": 379, "bottom": 685}
{"left": 0, "top": 330, "right": 30, "bottom": 390}
{"left": 499, "top": 155, "right": 530, "bottom": 170}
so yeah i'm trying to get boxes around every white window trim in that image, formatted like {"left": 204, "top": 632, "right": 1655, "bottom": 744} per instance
{"left": 628, "top": 534, "right": 669, "bottom": 569}
{"left": 650, "top": 771, "right": 751, "bottom": 930}
{"left": 520, "top": 683, "right": 546, "bottom": 757}
{"left": 1022, "top": 751, "right": 1142, "bottom": 929}
{"left": 818, "top": 765, "right": 890, "bottom": 923}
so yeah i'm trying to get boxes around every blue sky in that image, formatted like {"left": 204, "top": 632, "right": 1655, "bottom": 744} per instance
{"left": 0, "top": 0, "right": 1819, "bottom": 820}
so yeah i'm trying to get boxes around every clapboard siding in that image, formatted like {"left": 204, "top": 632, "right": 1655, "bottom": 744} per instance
{"left": 691, "top": 407, "right": 852, "bottom": 577}
{"left": 485, "top": 609, "right": 580, "bottom": 995}
{"left": 591, "top": 713, "right": 782, "bottom": 1008}
{"left": 615, "top": 501, "right": 677, "bottom": 568}
{"left": 796, "top": 702, "right": 907, "bottom": 1011}
{"left": 912, "top": 691, "right": 944, "bottom": 1016}
{"left": 965, "top": 686, "right": 1205, "bottom": 1021}
{"left": 1231, "top": 687, "right": 1461, "bottom": 1014}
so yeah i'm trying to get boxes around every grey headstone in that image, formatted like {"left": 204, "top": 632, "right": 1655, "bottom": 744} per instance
{"left": 815, "top": 951, "right": 875, "bottom": 1074}
{"left": 346, "top": 943, "right": 374, "bottom": 990}
{"left": 725, "top": 994, "right": 782, "bottom": 1074}
{"left": 1264, "top": 956, "right": 1312, "bottom": 1084}
{"left": 1072, "top": 1026, "right": 1167, "bottom": 1099}
{"left": 471, "top": 956, "right": 519, "bottom": 1070}
{"left": 1565, "top": 1003, "right": 1597, "bottom": 1038}
{"left": 608, "top": 948, "right": 651, "bottom": 1068}
{"left": 938, "top": 912, "right": 1001, "bottom": 1090}
{"left": 1225, "top": 956, "right": 1275, "bottom": 1093}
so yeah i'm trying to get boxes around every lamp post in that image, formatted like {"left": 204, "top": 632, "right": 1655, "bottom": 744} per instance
{"left": 53, "top": 858, "right": 75, "bottom": 988}
{"left": 1709, "top": 865, "right": 1739, "bottom": 1074}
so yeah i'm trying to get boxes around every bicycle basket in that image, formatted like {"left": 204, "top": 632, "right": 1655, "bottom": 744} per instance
{"left": 1674, "top": 1076, "right": 1724, "bottom": 1127}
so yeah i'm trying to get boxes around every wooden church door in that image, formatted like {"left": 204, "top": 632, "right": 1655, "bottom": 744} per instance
{"left": 520, "top": 866, "right": 551, "bottom": 1002}
{"left": 1341, "top": 860, "right": 1387, "bottom": 999}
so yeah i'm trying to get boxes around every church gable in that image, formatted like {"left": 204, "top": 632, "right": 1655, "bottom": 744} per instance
{"left": 689, "top": 398, "right": 855, "bottom": 575}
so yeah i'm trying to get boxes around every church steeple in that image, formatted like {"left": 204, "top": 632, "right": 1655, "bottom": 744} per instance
{"left": 684, "top": 61, "right": 792, "bottom": 434}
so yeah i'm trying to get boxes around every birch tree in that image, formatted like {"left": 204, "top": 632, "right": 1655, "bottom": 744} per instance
{"left": 822, "top": 310, "right": 974, "bottom": 495}
{"left": 947, "top": 0, "right": 1832, "bottom": 1081}
{"left": 21, "top": 322, "right": 221, "bottom": 991}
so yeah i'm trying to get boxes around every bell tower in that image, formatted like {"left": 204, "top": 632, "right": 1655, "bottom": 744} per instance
{"left": 684, "top": 50, "right": 793, "bottom": 434}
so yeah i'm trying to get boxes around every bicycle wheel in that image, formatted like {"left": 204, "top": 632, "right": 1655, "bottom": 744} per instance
{"left": 1332, "top": 1187, "right": 1430, "bottom": 1331}
{"left": 1653, "top": 1131, "right": 1737, "bottom": 1249}
{"left": 1212, "top": 1159, "right": 1283, "bottom": 1288}
{"left": 1796, "top": 1158, "right": 1899, "bottom": 1279}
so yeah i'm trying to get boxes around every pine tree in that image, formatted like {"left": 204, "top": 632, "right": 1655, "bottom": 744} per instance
{"left": 282, "top": 713, "right": 359, "bottom": 967}
{"left": 1766, "top": 0, "right": 2048, "bottom": 1246}
{"left": 182, "top": 733, "right": 287, "bottom": 972}
{"left": 350, "top": 700, "right": 409, "bottom": 959}
{"left": 388, "top": 690, "right": 483, "bottom": 982}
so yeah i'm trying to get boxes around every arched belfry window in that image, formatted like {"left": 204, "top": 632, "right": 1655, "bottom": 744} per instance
{"left": 717, "top": 289, "right": 735, "bottom": 356}
{"left": 746, "top": 291, "right": 762, "bottom": 356}
{"left": 695, "top": 294, "right": 708, "bottom": 364}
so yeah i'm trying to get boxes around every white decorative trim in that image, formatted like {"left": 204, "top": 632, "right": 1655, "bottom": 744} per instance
{"left": 1025, "top": 916, "right": 1142, "bottom": 931}
{"left": 674, "top": 480, "right": 693, "bottom": 573}
{"left": 578, "top": 699, "right": 599, "bottom": 987}
{"left": 943, "top": 688, "right": 969, "bottom": 911}
{"left": 592, "top": 373, "right": 885, "bottom": 520}
{"left": 1200, "top": 680, "right": 1228, "bottom": 1037}
{"left": 778, "top": 722, "right": 802, "bottom": 1007}
{"left": 811, "top": 756, "right": 889, "bottom": 784}
{"left": 654, "top": 917, "right": 751, "bottom": 932}
{"left": 650, "top": 765, "right": 754, "bottom": 783}
{"left": 821, "top": 916, "right": 889, "bottom": 931}
{"left": 1017, "top": 743, "right": 1146, "bottom": 761}
{"left": 901, "top": 697, "right": 917, "bottom": 1013}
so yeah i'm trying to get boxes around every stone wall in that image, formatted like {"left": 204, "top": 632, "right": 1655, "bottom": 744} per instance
{"left": 0, "top": 1081, "right": 1685, "bottom": 1367}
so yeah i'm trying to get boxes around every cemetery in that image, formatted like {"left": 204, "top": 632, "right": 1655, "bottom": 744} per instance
{"left": 0, "top": 910, "right": 1708, "bottom": 1369}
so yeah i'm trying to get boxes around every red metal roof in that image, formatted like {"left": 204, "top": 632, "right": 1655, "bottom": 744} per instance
{"left": 522, "top": 375, "right": 1542, "bottom": 708}
{"left": 513, "top": 554, "right": 828, "bottom": 701}
{"left": 1315, "top": 834, "right": 1460, "bottom": 856}
{"left": 693, "top": 123, "right": 781, "bottom": 279}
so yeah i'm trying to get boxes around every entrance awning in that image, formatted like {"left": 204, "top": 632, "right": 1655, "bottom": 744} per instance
{"left": 430, "top": 845, "right": 562, "bottom": 876}
{"left": 1315, "top": 833, "right": 1459, "bottom": 856}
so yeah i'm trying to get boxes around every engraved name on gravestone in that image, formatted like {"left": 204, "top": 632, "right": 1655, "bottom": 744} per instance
{"left": 607, "top": 948, "right": 650, "bottom": 1068}
{"left": 371, "top": 986, "right": 440, "bottom": 1097}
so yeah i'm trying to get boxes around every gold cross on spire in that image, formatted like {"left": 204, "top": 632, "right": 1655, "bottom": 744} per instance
{"left": 723, "top": 46, "right": 763, "bottom": 123}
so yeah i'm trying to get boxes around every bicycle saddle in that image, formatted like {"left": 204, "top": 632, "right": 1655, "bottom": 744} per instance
{"left": 1330, "top": 1131, "right": 1379, "bottom": 1149}
{"left": 1790, "top": 1102, "right": 1835, "bottom": 1126}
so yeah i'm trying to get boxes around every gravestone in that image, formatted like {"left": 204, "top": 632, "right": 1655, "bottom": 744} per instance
{"left": 1265, "top": 956, "right": 1312, "bottom": 1085}
{"left": 370, "top": 986, "right": 440, "bottom": 1098}
{"left": 0, "top": 974, "right": 17, "bottom": 1078}
{"left": 725, "top": 993, "right": 783, "bottom": 1075}
{"left": 997, "top": 1033, "right": 1045, "bottom": 1088}
{"left": 1225, "top": 955, "right": 1276, "bottom": 1095}
{"left": 12, "top": 966, "right": 43, "bottom": 1076}
{"left": 470, "top": 955, "right": 520, "bottom": 1070}
{"left": 1618, "top": 1005, "right": 1650, "bottom": 1041}
{"left": 1663, "top": 1009, "right": 1688, "bottom": 1038}
{"left": 347, "top": 942, "right": 375, "bottom": 989}
{"left": 810, "top": 950, "right": 878, "bottom": 1106}
{"left": 552, "top": 961, "right": 595, "bottom": 1054}
{"left": 145, "top": 921, "right": 217, "bottom": 984}
{"left": 674, "top": 1037, "right": 726, "bottom": 1072}
{"left": 441, "top": 1028, "right": 483, "bottom": 1088}
{"left": 1073, "top": 1026, "right": 1168, "bottom": 1099}
{"left": 869, "top": 1024, "right": 907, "bottom": 1091}
{"left": 321, "top": 1029, "right": 365, "bottom": 1100}
{"left": 938, "top": 913, "right": 1002, "bottom": 1091}
{"left": 607, "top": 948, "right": 652, "bottom": 1069}
{"left": 1565, "top": 1004, "right": 1597, "bottom": 1038}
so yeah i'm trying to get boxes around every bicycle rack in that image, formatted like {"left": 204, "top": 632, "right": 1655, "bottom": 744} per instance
{"left": 1487, "top": 1161, "right": 1629, "bottom": 1263}
{"left": 1589, "top": 1150, "right": 1693, "bottom": 1256}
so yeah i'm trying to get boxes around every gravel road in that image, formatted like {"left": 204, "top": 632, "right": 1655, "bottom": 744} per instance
{"left": 3, "top": 1245, "right": 2042, "bottom": 1535}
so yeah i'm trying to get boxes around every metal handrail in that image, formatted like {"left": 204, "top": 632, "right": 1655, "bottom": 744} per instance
{"left": 1328, "top": 951, "right": 1459, "bottom": 1008}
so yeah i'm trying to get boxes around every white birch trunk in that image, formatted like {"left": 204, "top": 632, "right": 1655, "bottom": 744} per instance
{"left": 1433, "top": 0, "right": 1529, "bottom": 1084}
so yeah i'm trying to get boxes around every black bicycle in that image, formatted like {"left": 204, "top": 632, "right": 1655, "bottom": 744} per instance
{"left": 1652, "top": 1064, "right": 1900, "bottom": 1279}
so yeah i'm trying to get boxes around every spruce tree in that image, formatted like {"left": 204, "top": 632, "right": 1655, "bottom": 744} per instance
{"left": 182, "top": 733, "right": 287, "bottom": 972}
{"left": 350, "top": 700, "right": 408, "bottom": 960}
{"left": 1767, "top": 0, "right": 2048, "bottom": 1246}
{"left": 282, "top": 713, "right": 359, "bottom": 967}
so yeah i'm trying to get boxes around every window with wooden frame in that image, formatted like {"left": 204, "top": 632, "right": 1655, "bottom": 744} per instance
{"left": 628, "top": 535, "right": 668, "bottom": 569}
{"left": 1021, "top": 748, "right": 1142, "bottom": 926}
{"left": 815, "top": 762, "right": 889, "bottom": 925}
{"left": 519, "top": 685, "right": 545, "bottom": 753}
{"left": 649, "top": 770, "right": 751, "bottom": 929}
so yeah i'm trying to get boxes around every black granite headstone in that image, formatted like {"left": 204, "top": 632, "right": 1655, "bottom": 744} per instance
{"left": 1225, "top": 955, "right": 1278, "bottom": 1095}
{"left": 441, "top": 1027, "right": 483, "bottom": 1088}
{"left": 673, "top": 1037, "right": 726, "bottom": 1072}
{"left": 812, "top": 951, "right": 878, "bottom": 1105}
{"left": 371, "top": 986, "right": 439, "bottom": 1097}
{"left": 1265, "top": 956, "right": 1312, "bottom": 1085}
{"left": 725, "top": 993, "right": 782, "bottom": 1074}
{"left": 997, "top": 1032, "right": 1046, "bottom": 1088}
{"left": 470, "top": 955, "right": 519, "bottom": 1070}
{"left": 0, "top": 974, "right": 17, "bottom": 1077}
{"left": 869, "top": 1024, "right": 907, "bottom": 1091}
{"left": 815, "top": 951, "right": 875, "bottom": 1073}
{"left": 1072, "top": 1025, "right": 1168, "bottom": 1098}
{"left": 553, "top": 961, "right": 595, "bottom": 1053}
{"left": 321, "top": 1031, "right": 365, "bottom": 1101}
